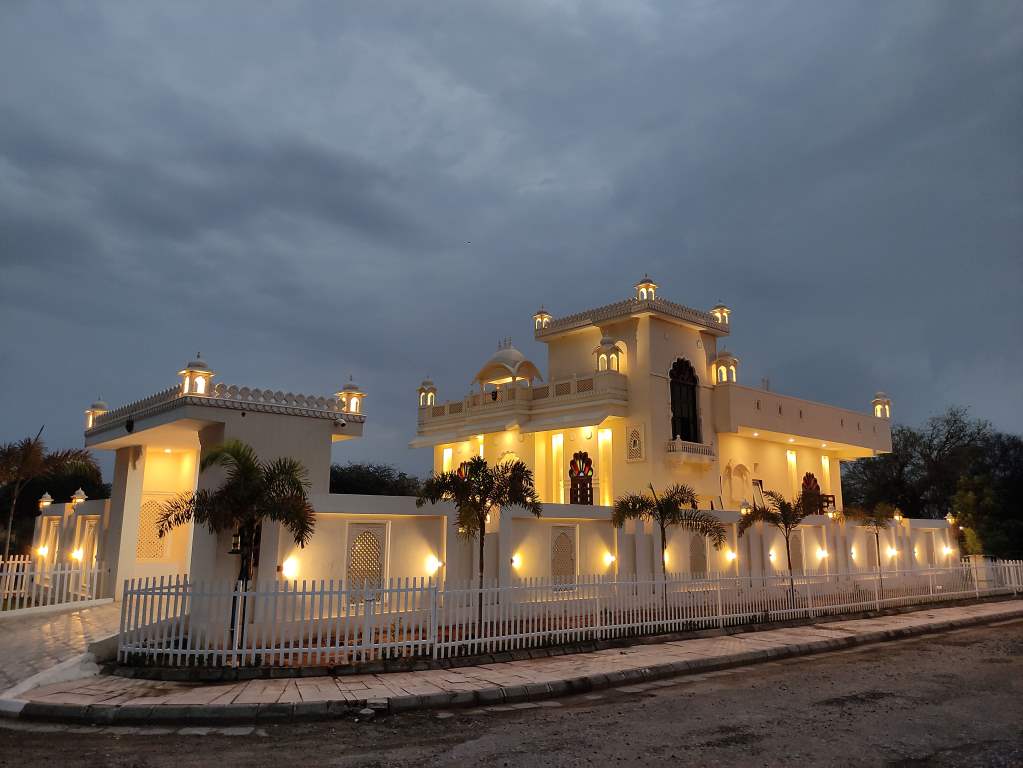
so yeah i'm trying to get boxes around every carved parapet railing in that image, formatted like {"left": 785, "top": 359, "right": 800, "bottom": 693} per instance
{"left": 86, "top": 381, "right": 363, "bottom": 438}
{"left": 535, "top": 297, "right": 728, "bottom": 338}
{"left": 665, "top": 439, "right": 716, "bottom": 464}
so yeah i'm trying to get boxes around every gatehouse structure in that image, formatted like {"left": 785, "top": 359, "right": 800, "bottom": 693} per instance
{"left": 32, "top": 279, "right": 957, "bottom": 599}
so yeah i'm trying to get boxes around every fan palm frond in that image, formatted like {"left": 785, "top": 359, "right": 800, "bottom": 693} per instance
{"left": 612, "top": 492, "right": 654, "bottom": 527}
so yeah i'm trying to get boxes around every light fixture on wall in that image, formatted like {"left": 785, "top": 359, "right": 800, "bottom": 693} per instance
{"left": 942, "top": 545, "right": 953, "bottom": 556}
{"left": 726, "top": 550, "right": 737, "bottom": 562}
{"left": 38, "top": 492, "right": 52, "bottom": 510}
{"left": 603, "top": 552, "right": 616, "bottom": 567}
{"left": 281, "top": 556, "right": 299, "bottom": 580}
{"left": 850, "top": 547, "right": 856, "bottom": 559}
{"left": 36, "top": 545, "right": 49, "bottom": 558}
{"left": 70, "top": 547, "right": 84, "bottom": 562}
{"left": 510, "top": 553, "right": 522, "bottom": 569}
{"left": 228, "top": 531, "right": 242, "bottom": 555}
{"left": 887, "top": 546, "right": 898, "bottom": 558}
{"left": 768, "top": 550, "right": 776, "bottom": 561}
{"left": 893, "top": 510, "right": 904, "bottom": 523}
{"left": 425, "top": 555, "right": 443, "bottom": 576}
{"left": 945, "top": 512, "right": 957, "bottom": 526}
{"left": 817, "top": 548, "right": 828, "bottom": 559}
{"left": 739, "top": 500, "right": 752, "bottom": 516}
{"left": 71, "top": 488, "right": 87, "bottom": 506}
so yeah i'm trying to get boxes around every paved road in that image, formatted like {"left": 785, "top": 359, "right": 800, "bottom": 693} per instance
{"left": 2, "top": 619, "right": 1021, "bottom": 767}
{"left": 0, "top": 603, "right": 121, "bottom": 691}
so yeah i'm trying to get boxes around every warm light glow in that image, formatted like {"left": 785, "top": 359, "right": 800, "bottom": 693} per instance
{"left": 752, "top": 432, "right": 759, "bottom": 437}
{"left": 70, "top": 547, "right": 84, "bottom": 562}
{"left": 821, "top": 443, "right": 828, "bottom": 448}
{"left": 769, "top": 550, "right": 776, "bottom": 561}
{"left": 893, "top": 511, "right": 904, "bottom": 523}
{"left": 584, "top": 428, "right": 593, "bottom": 440}
{"left": 477, "top": 435, "right": 484, "bottom": 459}
{"left": 194, "top": 375, "right": 207, "bottom": 395}
{"left": 38, "top": 492, "right": 52, "bottom": 510}
{"left": 442, "top": 447, "right": 453, "bottom": 473}
{"left": 282, "top": 556, "right": 299, "bottom": 580}
{"left": 425, "top": 555, "right": 443, "bottom": 576}
{"left": 511, "top": 553, "right": 522, "bottom": 569}
{"left": 36, "top": 545, "right": 49, "bottom": 558}
{"left": 603, "top": 552, "right": 616, "bottom": 567}
{"left": 726, "top": 550, "right": 737, "bottom": 562}
{"left": 887, "top": 547, "right": 898, "bottom": 558}
{"left": 942, "top": 545, "right": 953, "bottom": 556}
{"left": 164, "top": 448, "right": 172, "bottom": 454}
{"left": 817, "top": 548, "right": 828, "bottom": 559}
{"left": 662, "top": 550, "right": 669, "bottom": 564}
{"left": 787, "top": 437, "right": 795, "bottom": 443}
{"left": 850, "top": 547, "right": 856, "bottom": 559}
{"left": 597, "top": 428, "right": 613, "bottom": 506}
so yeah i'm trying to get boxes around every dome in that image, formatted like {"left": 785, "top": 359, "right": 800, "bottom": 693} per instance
{"left": 89, "top": 399, "right": 108, "bottom": 411}
{"left": 874, "top": 391, "right": 888, "bottom": 400}
{"left": 474, "top": 340, "right": 543, "bottom": 386}
{"left": 342, "top": 376, "right": 362, "bottom": 393}
{"left": 183, "top": 354, "right": 209, "bottom": 372}
{"left": 419, "top": 377, "right": 435, "bottom": 389}
{"left": 713, "top": 349, "right": 740, "bottom": 363}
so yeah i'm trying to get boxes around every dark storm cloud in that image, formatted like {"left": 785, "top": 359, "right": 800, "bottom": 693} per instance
{"left": 1, "top": 0, "right": 1021, "bottom": 476}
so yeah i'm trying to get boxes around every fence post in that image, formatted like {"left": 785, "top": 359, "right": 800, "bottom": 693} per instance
{"left": 716, "top": 577, "right": 724, "bottom": 629}
{"left": 874, "top": 573, "right": 881, "bottom": 612}
{"left": 807, "top": 577, "right": 816, "bottom": 619}
{"left": 231, "top": 580, "right": 244, "bottom": 666}
{"left": 430, "top": 580, "right": 439, "bottom": 660}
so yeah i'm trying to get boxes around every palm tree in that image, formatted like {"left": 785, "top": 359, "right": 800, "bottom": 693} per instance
{"left": 843, "top": 503, "right": 897, "bottom": 594}
{"left": 157, "top": 440, "right": 315, "bottom": 585}
{"left": 416, "top": 456, "right": 541, "bottom": 606}
{"left": 612, "top": 483, "right": 727, "bottom": 584}
{"left": 737, "top": 489, "right": 821, "bottom": 605}
{"left": 0, "top": 428, "right": 99, "bottom": 561}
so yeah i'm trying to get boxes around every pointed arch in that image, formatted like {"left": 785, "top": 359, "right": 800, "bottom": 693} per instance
{"left": 669, "top": 358, "right": 701, "bottom": 442}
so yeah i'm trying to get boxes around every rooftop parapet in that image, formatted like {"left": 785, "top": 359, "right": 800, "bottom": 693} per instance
{"left": 534, "top": 295, "right": 730, "bottom": 339}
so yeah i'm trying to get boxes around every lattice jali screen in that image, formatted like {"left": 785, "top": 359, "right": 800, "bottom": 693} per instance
{"left": 551, "top": 528, "right": 576, "bottom": 582}
{"left": 347, "top": 528, "right": 384, "bottom": 589}
{"left": 627, "top": 423, "right": 645, "bottom": 461}
{"left": 136, "top": 497, "right": 169, "bottom": 561}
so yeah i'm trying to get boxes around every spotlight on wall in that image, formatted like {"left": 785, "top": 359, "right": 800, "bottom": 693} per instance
{"left": 36, "top": 545, "right": 49, "bottom": 558}
{"left": 38, "top": 492, "right": 52, "bottom": 510}
{"left": 887, "top": 547, "right": 898, "bottom": 558}
{"left": 70, "top": 547, "right": 84, "bottom": 562}
{"left": 942, "top": 545, "right": 953, "bottom": 556}
{"left": 425, "top": 555, "right": 443, "bottom": 576}
{"left": 726, "top": 550, "right": 737, "bottom": 562}
{"left": 768, "top": 550, "right": 776, "bottom": 561}
{"left": 817, "top": 548, "right": 828, "bottom": 559}
{"left": 511, "top": 554, "right": 522, "bottom": 569}
{"left": 281, "top": 556, "right": 299, "bottom": 580}
{"left": 850, "top": 547, "right": 856, "bottom": 559}
{"left": 603, "top": 552, "right": 616, "bottom": 567}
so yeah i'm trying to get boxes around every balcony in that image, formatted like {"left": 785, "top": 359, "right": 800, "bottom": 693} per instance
{"left": 415, "top": 371, "right": 629, "bottom": 440}
{"left": 665, "top": 439, "right": 716, "bottom": 465}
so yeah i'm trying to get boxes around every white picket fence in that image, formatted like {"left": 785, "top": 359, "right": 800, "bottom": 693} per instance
{"left": 117, "top": 560, "right": 1023, "bottom": 668}
{"left": 0, "top": 556, "right": 105, "bottom": 612}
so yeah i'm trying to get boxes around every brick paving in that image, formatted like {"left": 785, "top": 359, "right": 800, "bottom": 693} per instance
{"left": 5, "top": 598, "right": 1021, "bottom": 723}
{"left": 0, "top": 603, "right": 122, "bottom": 691}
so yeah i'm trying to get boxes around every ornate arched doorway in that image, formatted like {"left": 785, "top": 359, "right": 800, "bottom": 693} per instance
{"left": 669, "top": 358, "right": 700, "bottom": 442}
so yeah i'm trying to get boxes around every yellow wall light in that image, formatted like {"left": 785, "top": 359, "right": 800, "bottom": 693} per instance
{"left": 70, "top": 547, "right": 84, "bottom": 562}
{"left": 510, "top": 553, "right": 522, "bottom": 569}
{"left": 281, "top": 556, "right": 299, "bottom": 580}
{"left": 725, "top": 550, "right": 737, "bottom": 562}
{"left": 887, "top": 547, "right": 898, "bottom": 558}
{"left": 603, "top": 552, "right": 616, "bottom": 567}
{"left": 942, "top": 545, "right": 953, "bottom": 556}
{"left": 36, "top": 545, "right": 49, "bottom": 558}
{"left": 425, "top": 555, "right": 443, "bottom": 576}
{"left": 768, "top": 550, "right": 776, "bottom": 561}
{"left": 817, "top": 548, "right": 828, "bottom": 559}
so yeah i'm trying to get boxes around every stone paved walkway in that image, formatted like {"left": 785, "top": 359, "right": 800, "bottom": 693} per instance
{"left": 7, "top": 598, "right": 1022, "bottom": 724}
{"left": 0, "top": 603, "right": 122, "bottom": 692}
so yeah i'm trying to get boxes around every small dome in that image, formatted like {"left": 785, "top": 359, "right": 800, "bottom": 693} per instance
{"left": 419, "top": 377, "right": 435, "bottom": 389}
{"left": 714, "top": 349, "right": 740, "bottom": 363}
{"left": 474, "top": 339, "right": 543, "bottom": 386}
{"left": 184, "top": 354, "right": 209, "bottom": 372}
{"left": 874, "top": 391, "right": 888, "bottom": 400}
{"left": 342, "top": 377, "right": 362, "bottom": 393}
{"left": 635, "top": 274, "right": 657, "bottom": 288}
{"left": 89, "top": 398, "right": 108, "bottom": 411}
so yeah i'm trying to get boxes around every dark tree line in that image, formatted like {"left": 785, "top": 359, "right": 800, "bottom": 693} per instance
{"left": 842, "top": 407, "right": 1023, "bottom": 559}
{"left": 329, "top": 462, "right": 421, "bottom": 496}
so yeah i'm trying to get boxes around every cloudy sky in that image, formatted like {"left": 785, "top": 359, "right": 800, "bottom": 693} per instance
{"left": 1, "top": 1, "right": 1021, "bottom": 479}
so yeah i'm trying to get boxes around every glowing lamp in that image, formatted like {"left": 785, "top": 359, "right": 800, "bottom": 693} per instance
{"left": 850, "top": 547, "right": 856, "bottom": 559}
{"left": 510, "top": 554, "right": 522, "bottom": 569}
{"left": 942, "top": 545, "right": 953, "bottom": 556}
{"left": 425, "top": 555, "right": 443, "bottom": 576}
{"left": 817, "top": 548, "right": 828, "bottom": 559}
{"left": 38, "top": 492, "right": 53, "bottom": 510}
{"left": 945, "top": 513, "right": 957, "bottom": 526}
{"left": 726, "top": 550, "right": 737, "bottom": 562}
{"left": 36, "top": 545, "right": 49, "bottom": 558}
{"left": 71, "top": 488, "right": 87, "bottom": 506}
{"left": 603, "top": 552, "right": 616, "bottom": 567}
{"left": 768, "top": 550, "right": 776, "bottom": 561}
{"left": 887, "top": 547, "right": 898, "bottom": 558}
{"left": 739, "top": 500, "right": 752, "bottom": 517}
{"left": 70, "top": 547, "right": 84, "bottom": 562}
{"left": 893, "top": 510, "right": 904, "bottom": 523}
{"left": 281, "top": 556, "right": 299, "bottom": 580}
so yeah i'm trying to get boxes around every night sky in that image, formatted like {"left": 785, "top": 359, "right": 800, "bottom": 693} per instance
{"left": 1, "top": 1, "right": 1021, "bottom": 479}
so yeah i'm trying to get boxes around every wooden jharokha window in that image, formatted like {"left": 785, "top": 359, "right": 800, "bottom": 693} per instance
{"left": 568, "top": 451, "right": 593, "bottom": 505}
{"left": 669, "top": 358, "right": 700, "bottom": 443}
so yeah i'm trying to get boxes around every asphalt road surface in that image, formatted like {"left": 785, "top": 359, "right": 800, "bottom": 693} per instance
{"left": 1, "top": 619, "right": 1021, "bottom": 767}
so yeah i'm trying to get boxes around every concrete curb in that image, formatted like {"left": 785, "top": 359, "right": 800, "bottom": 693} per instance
{"left": 0, "top": 598, "right": 113, "bottom": 622}
{"left": 4, "top": 600, "right": 1021, "bottom": 725}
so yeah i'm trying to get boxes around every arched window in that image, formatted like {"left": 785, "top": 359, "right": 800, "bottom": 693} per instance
{"left": 789, "top": 532, "right": 804, "bottom": 575}
{"left": 598, "top": 353, "right": 608, "bottom": 371}
{"left": 729, "top": 365, "right": 736, "bottom": 382}
{"left": 349, "top": 396, "right": 360, "bottom": 413}
{"left": 419, "top": 392, "right": 427, "bottom": 406}
{"left": 874, "top": 404, "right": 883, "bottom": 417}
{"left": 568, "top": 451, "right": 593, "bottom": 505}
{"left": 194, "top": 376, "right": 206, "bottom": 395}
{"left": 427, "top": 392, "right": 435, "bottom": 405}
{"left": 639, "top": 288, "right": 648, "bottom": 300}
{"left": 182, "top": 374, "right": 191, "bottom": 394}
{"left": 669, "top": 358, "right": 700, "bottom": 443}
{"left": 717, "top": 365, "right": 727, "bottom": 383}
{"left": 609, "top": 353, "right": 619, "bottom": 371}
{"left": 551, "top": 528, "right": 576, "bottom": 584}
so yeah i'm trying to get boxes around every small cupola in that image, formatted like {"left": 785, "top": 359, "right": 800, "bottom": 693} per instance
{"left": 337, "top": 375, "right": 366, "bottom": 414}
{"left": 533, "top": 305, "right": 552, "bottom": 332}
{"left": 592, "top": 335, "right": 626, "bottom": 373}
{"left": 634, "top": 274, "right": 657, "bottom": 301}
{"left": 872, "top": 392, "right": 892, "bottom": 419}
{"left": 473, "top": 339, "right": 543, "bottom": 390}
{"left": 710, "top": 302, "right": 731, "bottom": 325}
{"left": 417, "top": 378, "right": 437, "bottom": 407}
{"left": 84, "top": 398, "right": 108, "bottom": 429}
{"left": 712, "top": 350, "right": 739, "bottom": 384}
{"left": 179, "top": 354, "right": 214, "bottom": 396}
